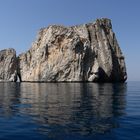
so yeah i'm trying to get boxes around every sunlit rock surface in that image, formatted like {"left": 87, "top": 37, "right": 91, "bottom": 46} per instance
{"left": 0, "top": 18, "right": 127, "bottom": 82}
{"left": 18, "top": 18, "right": 127, "bottom": 82}
{"left": 0, "top": 48, "right": 17, "bottom": 82}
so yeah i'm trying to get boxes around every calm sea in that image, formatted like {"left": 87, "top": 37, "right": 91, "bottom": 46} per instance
{"left": 0, "top": 82, "right": 140, "bottom": 140}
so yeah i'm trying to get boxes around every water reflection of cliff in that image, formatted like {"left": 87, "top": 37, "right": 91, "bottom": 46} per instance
{"left": 18, "top": 83, "right": 127, "bottom": 136}
{"left": 0, "top": 83, "right": 20, "bottom": 117}
{"left": 0, "top": 82, "right": 127, "bottom": 137}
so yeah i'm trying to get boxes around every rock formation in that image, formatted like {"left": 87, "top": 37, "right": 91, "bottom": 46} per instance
{"left": 0, "top": 18, "right": 127, "bottom": 82}
{"left": 0, "top": 48, "right": 17, "bottom": 82}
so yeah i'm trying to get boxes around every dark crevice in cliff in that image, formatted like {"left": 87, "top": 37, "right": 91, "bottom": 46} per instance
{"left": 97, "top": 67, "right": 110, "bottom": 82}
{"left": 16, "top": 56, "right": 22, "bottom": 82}
{"left": 17, "top": 73, "right": 22, "bottom": 82}
{"left": 86, "top": 25, "right": 92, "bottom": 44}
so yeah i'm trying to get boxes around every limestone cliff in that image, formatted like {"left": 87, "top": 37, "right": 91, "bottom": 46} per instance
{"left": 0, "top": 18, "right": 127, "bottom": 82}
{"left": 18, "top": 18, "right": 127, "bottom": 82}
{"left": 0, "top": 48, "right": 17, "bottom": 82}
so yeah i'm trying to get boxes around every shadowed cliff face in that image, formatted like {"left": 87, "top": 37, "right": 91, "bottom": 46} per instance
{"left": 0, "top": 18, "right": 127, "bottom": 82}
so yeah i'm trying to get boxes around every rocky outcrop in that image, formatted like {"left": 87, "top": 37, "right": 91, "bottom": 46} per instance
{"left": 0, "top": 18, "right": 127, "bottom": 82}
{"left": 0, "top": 48, "right": 17, "bottom": 82}
{"left": 18, "top": 18, "right": 127, "bottom": 82}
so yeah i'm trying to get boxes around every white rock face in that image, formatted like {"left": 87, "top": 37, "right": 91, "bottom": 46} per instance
{"left": 16, "top": 18, "right": 127, "bottom": 82}
{"left": 0, "top": 48, "right": 17, "bottom": 82}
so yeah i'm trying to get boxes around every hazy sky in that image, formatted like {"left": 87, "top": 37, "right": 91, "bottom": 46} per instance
{"left": 0, "top": 0, "right": 139, "bottom": 81}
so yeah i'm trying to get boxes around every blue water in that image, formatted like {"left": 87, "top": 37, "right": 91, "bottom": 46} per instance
{"left": 0, "top": 82, "right": 140, "bottom": 140}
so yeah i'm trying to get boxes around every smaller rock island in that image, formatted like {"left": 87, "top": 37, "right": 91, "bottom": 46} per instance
{"left": 0, "top": 18, "right": 127, "bottom": 82}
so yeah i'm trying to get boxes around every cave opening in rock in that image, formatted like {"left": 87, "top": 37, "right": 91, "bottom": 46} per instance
{"left": 17, "top": 73, "right": 22, "bottom": 82}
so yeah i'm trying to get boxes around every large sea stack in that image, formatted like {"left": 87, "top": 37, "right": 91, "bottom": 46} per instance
{"left": 0, "top": 18, "right": 127, "bottom": 82}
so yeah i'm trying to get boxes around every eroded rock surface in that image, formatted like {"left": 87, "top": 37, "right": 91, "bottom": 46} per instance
{"left": 0, "top": 18, "right": 126, "bottom": 82}
{"left": 18, "top": 18, "right": 127, "bottom": 82}
{"left": 0, "top": 48, "right": 17, "bottom": 82}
